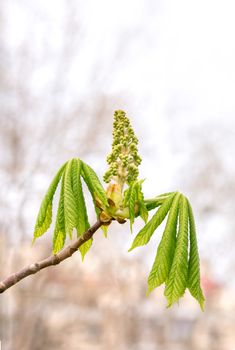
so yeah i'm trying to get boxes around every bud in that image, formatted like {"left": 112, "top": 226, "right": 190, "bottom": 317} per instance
{"left": 103, "top": 110, "right": 142, "bottom": 188}
{"left": 106, "top": 183, "right": 123, "bottom": 207}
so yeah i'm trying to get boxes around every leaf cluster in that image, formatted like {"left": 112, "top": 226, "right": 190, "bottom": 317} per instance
{"left": 33, "top": 159, "right": 108, "bottom": 259}
{"left": 123, "top": 180, "right": 148, "bottom": 231}
{"left": 129, "top": 192, "right": 205, "bottom": 309}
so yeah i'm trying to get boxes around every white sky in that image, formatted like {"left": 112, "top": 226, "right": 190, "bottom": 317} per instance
{"left": 5, "top": 0, "right": 235, "bottom": 126}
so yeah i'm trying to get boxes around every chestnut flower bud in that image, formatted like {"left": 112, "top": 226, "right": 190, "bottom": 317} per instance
{"left": 103, "top": 110, "right": 142, "bottom": 188}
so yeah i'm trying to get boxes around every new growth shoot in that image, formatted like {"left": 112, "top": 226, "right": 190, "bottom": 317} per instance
{"left": 0, "top": 110, "right": 205, "bottom": 311}
{"left": 101, "top": 110, "right": 144, "bottom": 224}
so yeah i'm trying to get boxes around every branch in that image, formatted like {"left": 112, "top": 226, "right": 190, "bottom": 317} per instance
{"left": 0, "top": 219, "right": 107, "bottom": 294}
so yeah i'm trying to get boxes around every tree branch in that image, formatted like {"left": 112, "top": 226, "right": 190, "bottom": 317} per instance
{"left": 0, "top": 219, "right": 107, "bottom": 294}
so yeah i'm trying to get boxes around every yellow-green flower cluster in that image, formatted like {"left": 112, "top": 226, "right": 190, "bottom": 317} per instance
{"left": 103, "top": 110, "right": 142, "bottom": 187}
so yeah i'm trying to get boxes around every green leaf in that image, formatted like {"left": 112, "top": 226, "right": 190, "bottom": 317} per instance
{"left": 164, "top": 195, "right": 189, "bottom": 307}
{"left": 33, "top": 162, "right": 67, "bottom": 241}
{"left": 123, "top": 181, "right": 136, "bottom": 206}
{"left": 144, "top": 192, "right": 176, "bottom": 211}
{"left": 135, "top": 181, "right": 148, "bottom": 224}
{"left": 101, "top": 225, "right": 108, "bottom": 238}
{"left": 79, "top": 238, "right": 93, "bottom": 261}
{"left": 81, "top": 162, "right": 108, "bottom": 208}
{"left": 123, "top": 180, "right": 148, "bottom": 231}
{"left": 63, "top": 160, "right": 79, "bottom": 239}
{"left": 69, "top": 159, "right": 92, "bottom": 260}
{"left": 71, "top": 159, "right": 92, "bottom": 259}
{"left": 147, "top": 193, "right": 180, "bottom": 294}
{"left": 71, "top": 159, "right": 90, "bottom": 235}
{"left": 139, "top": 202, "right": 149, "bottom": 224}
{"left": 187, "top": 200, "right": 205, "bottom": 310}
{"left": 53, "top": 159, "right": 94, "bottom": 259}
{"left": 53, "top": 173, "right": 66, "bottom": 253}
{"left": 128, "top": 183, "right": 137, "bottom": 231}
{"left": 128, "top": 193, "right": 176, "bottom": 251}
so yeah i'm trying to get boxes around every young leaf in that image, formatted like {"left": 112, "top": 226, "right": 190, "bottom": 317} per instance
{"left": 127, "top": 182, "right": 137, "bottom": 231}
{"left": 71, "top": 159, "right": 92, "bottom": 259}
{"left": 147, "top": 193, "right": 180, "bottom": 294}
{"left": 145, "top": 192, "right": 176, "bottom": 211}
{"left": 126, "top": 179, "right": 148, "bottom": 223}
{"left": 101, "top": 225, "right": 108, "bottom": 238}
{"left": 139, "top": 202, "right": 149, "bottom": 223}
{"left": 164, "top": 195, "right": 189, "bottom": 307}
{"left": 71, "top": 159, "right": 90, "bottom": 235}
{"left": 128, "top": 193, "right": 176, "bottom": 251}
{"left": 187, "top": 200, "right": 205, "bottom": 310}
{"left": 53, "top": 173, "right": 66, "bottom": 253}
{"left": 33, "top": 162, "right": 67, "bottom": 241}
{"left": 63, "top": 160, "right": 79, "bottom": 239}
{"left": 123, "top": 181, "right": 135, "bottom": 206}
{"left": 82, "top": 162, "right": 108, "bottom": 208}
{"left": 135, "top": 181, "right": 148, "bottom": 224}
{"left": 79, "top": 238, "right": 93, "bottom": 261}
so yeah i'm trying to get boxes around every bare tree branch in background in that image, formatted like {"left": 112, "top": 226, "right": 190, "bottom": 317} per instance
{"left": 0, "top": 1, "right": 127, "bottom": 243}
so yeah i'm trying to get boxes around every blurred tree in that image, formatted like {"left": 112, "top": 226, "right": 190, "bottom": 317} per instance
{"left": 0, "top": 2, "right": 125, "bottom": 348}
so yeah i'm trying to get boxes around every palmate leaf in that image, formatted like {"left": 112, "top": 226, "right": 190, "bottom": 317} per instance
{"left": 59, "top": 159, "right": 99, "bottom": 259}
{"left": 128, "top": 193, "right": 176, "bottom": 251}
{"left": 34, "top": 158, "right": 108, "bottom": 258}
{"left": 147, "top": 193, "right": 180, "bottom": 295}
{"left": 130, "top": 191, "right": 204, "bottom": 309}
{"left": 187, "top": 200, "right": 205, "bottom": 310}
{"left": 33, "top": 162, "right": 67, "bottom": 241}
{"left": 164, "top": 195, "right": 189, "bottom": 307}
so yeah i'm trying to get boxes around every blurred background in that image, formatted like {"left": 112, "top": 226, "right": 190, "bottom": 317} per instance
{"left": 0, "top": 0, "right": 235, "bottom": 349}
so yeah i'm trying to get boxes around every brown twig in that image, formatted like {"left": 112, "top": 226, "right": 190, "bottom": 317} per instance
{"left": 0, "top": 219, "right": 107, "bottom": 294}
